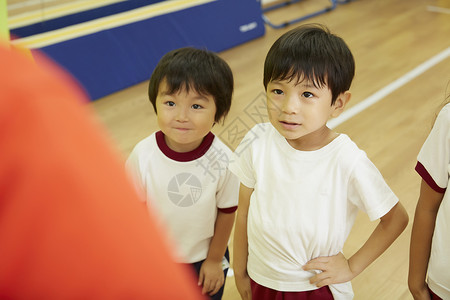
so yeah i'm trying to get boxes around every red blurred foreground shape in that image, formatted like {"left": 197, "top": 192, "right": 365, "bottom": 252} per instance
{"left": 0, "top": 43, "right": 204, "bottom": 300}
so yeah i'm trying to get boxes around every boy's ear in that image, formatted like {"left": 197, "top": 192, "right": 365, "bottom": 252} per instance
{"left": 330, "top": 91, "right": 351, "bottom": 118}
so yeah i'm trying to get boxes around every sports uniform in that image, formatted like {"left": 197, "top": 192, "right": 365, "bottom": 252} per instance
{"left": 127, "top": 131, "right": 239, "bottom": 263}
{"left": 230, "top": 123, "right": 398, "bottom": 299}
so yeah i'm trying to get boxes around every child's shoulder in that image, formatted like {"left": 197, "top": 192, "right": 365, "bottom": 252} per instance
{"left": 236, "top": 122, "right": 277, "bottom": 149}
{"left": 332, "top": 133, "right": 368, "bottom": 164}
{"left": 131, "top": 132, "right": 158, "bottom": 155}
{"left": 438, "top": 103, "right": 450, "bottom": 121}
{"left": 337, "top": 133, "right": 359, "bottom": 150}
{"left": 428, "top": 103, "right": 450, "bottom": 134}
{"left": 253, "top": 122, "right": 273, "bottom": 132}
{"left": 245, "top": 122, "right": 277, "bottom": 141}
{"left": 209, "top": 133, "right": 235, "bottom": 161}
{"left": 211, "top": 133, "right": 232, "bottom": 151}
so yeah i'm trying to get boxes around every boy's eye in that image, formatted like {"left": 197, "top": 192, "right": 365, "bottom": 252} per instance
{"left": 192, "top": 104, "right": 203, "bottom": 109}
{"left": 302, "top": 92, "right": 314, "bottom": 98}
{"left": 272, "top": 89, "right": 284, "bottom": 95}
{"left": 165, "top": 101, "right": 175, "bottom": 106}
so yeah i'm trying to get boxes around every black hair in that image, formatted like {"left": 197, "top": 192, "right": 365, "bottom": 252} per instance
{"left": 263, "top": 23, "right": 355, "bottom": 104}
{"left": 148, "top": 47, "right": 233, "bottom": 122}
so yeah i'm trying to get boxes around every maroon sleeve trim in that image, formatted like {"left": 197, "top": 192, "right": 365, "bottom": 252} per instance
{"left": 415, "top": 161, "right": 446, "bottom": 194}
{"left": 218, "top": 206, "right": 237, "bottom": 214}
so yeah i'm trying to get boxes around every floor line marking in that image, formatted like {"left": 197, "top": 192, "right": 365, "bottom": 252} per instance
{"left": 328, "top": 47, "right": 450, "bottom": 129}
{"left": 427, "top": 5, "right": 450, "bottom": 14}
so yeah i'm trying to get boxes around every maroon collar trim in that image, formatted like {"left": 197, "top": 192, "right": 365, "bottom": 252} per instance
{"left": 156, "top": 131, "right": 215, "bottom": 162}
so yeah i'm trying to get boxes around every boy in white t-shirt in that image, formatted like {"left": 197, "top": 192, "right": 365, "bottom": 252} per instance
{"left": 230, "top": 24, "right": 409, "bottom": 300}
{"left": 126, "top": 47, "right": 239, "bottom": 299}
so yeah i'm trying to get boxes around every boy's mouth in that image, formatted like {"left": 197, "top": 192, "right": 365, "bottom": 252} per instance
{"left": 280, "top": 120, "right": 299, "bottom": 125}
{"left": 279, "top": 120, "right": 300, "bottom": 129}
{"left": 174, "top": 127, "right": 190, "bottom": 131}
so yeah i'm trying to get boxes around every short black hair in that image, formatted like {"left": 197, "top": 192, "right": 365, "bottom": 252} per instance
{"left": 148, "top": 47, "right": 234, "bottom": 122}
{"left": 263, "top": 24, "right": 355, "bottom": 104}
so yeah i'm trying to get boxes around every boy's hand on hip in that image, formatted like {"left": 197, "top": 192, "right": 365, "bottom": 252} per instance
{"left": 198, "top": 258, "right": 224, "bottom": 296}
{"left": 302, "top": 252, "right": 355, "bottom": 287}
{"left": 234, "top": 272, "right": 252, "bottom": 300}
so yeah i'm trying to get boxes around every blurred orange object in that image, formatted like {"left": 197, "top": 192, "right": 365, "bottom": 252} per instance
{"left": 0, "top": 44, "right": 204, "bottom": 300}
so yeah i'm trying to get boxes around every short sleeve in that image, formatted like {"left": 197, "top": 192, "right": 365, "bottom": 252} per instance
{"left": 216, "top": 168, "right": 240, "bottom": 211}
{"left": 348, "top": 153, "right": 398, "bottom": 221}
{"left": 228, "top": 127, "right": 258, "bottom": 188}
{"left": 416, "top": 104, "right": 450, "bottom": 192}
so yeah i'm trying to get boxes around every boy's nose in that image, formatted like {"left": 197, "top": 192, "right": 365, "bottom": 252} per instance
{"left": 175, "top": 107, "right": 189, "bottom": 122}
{"left": 281, "top": 95, "right": 299, "bottom": 114}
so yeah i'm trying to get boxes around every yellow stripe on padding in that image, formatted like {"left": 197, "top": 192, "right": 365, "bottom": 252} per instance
{"left": 8, "top": 0, "right": 127, "bottom": 29}
{"left": 12, "top": 0, "right": 216, "bottom": 49}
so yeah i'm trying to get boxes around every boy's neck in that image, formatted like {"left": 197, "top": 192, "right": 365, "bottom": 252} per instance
{"left": 286, "top": 127, "right": 339, "bottom": 151}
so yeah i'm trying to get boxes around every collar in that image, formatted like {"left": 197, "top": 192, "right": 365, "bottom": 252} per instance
{"left": 155, "top": 131, "right": 215, "bottom": 162}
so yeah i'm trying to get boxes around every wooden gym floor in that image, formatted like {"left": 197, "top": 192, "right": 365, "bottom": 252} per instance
{"left": 9, "top": 0, "right": 450, "bottom": 299}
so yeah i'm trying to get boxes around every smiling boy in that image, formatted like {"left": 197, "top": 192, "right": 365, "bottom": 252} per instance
{"left": 127, "top": 47, "right": 239, "bottom": 299}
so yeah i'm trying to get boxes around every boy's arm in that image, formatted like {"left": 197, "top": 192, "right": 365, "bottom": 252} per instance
{"left": 199, "top": 209, "right": 235, "bottom": 296}
{"left": 303, "top": 202, "right": 408, "bottom": 287}
{"left": 233, "top": 184, "right": 253, "bottom": 300}
{"left": 408, "top": 180, "right": 444, "bottom": 300}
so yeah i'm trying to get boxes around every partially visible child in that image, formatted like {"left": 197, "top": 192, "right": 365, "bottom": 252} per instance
{"left": 409, "top": 97, "right": 450, "bottom": 300}
{"left": 230, "top": 24, "right": 409, "bottom": 300}
{"left": 126, "top": 47, "right": 239, "bottom": 299}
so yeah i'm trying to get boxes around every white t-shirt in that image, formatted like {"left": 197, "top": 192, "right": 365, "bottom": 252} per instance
{"left": 229, "top": 123, "right": 398, "bottom": 300}
{"left": 416, "top": 103, "right": 450, "bottom": 299}
{"left": 127, "top": 131, "right": 239, "bottom": 263}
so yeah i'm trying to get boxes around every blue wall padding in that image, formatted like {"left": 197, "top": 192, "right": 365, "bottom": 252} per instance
{"left": 38, "top": 0, "right": 265, "bottom": 100}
